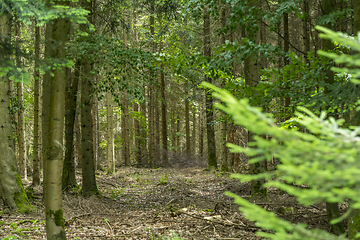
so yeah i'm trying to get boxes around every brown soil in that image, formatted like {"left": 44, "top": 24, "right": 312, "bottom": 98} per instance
{"left": 0, "top": 163, "right": 342, "bottom": 239}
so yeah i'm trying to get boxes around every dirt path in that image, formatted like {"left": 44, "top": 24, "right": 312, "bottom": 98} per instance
{"left": 0, "top": 167, "right": 334, "bottom": 239}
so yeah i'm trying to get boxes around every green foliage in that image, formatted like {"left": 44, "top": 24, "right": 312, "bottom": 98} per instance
{"left": 203, "top": 81, "right": 356, "bottom": 239}
{"left": 158, "top": 173, "right": 168, "bottom": 185}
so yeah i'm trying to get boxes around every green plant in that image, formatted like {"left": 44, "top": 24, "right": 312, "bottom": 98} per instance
{"left": 157, "top": 173, "right": 168, "bottom": 185}
{"left": 202, "top": 26, "right": 360, "bottom": 238}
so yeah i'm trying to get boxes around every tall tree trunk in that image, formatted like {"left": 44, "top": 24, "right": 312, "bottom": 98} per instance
{"left": 141, "top": 86, "right": 148, "bottom": 165}
{"left": 15, "top": 21, "right": 27, "bottom": 180}
{"left": 62, "top": 60, "right": 80, "bottom": 191}
{"left": 192, "top": 103, "right": 196, "bottom": 155}
{"left": 42, "top": 9, "right": 53, "bottom": 200}
{"left": 0, "top": 12, "right": 31, "bottom": 214}
{"left": 160, "top": 68, "right": 168, "bottom": 165}
{"left": 219, "top": 3, "right": 228, "bottom": 172}
{"left": 347, "top": 2, "right": 360, "bottom": 238}
{"left": 199, "top": 100, "right": 203, "bottom": 156}
{"left": 149, "top": 9, "right": 156, "bottom": 168}
{"left": 123, "top": 92, "right": 130, "bottom": 166}
{"left": 44, "top": 1, "right": 69, "bottom": 237}
{"left": 176, "top": 115, "right": 181, "bottom": 153}
{"left": 243, "top": 1, "right": 267, "bottom": 199}
{"left": 185, "top": 98, "right": 190, "bottom": 155}
{"left": 321, "top": 0, "right": 345, "bottom": 234}
{"left": 32, "top": 20, "right": 41, "bottom": 186}
{"left": 81, "top": 0, "right": 98, "bottom": 197}
{"left": 134, "top": 103, "right": 141, "bottom": 167}
{"left": 106, "top": 91, "right": 115, "bottom": 173}
{"left": 92, "top": 93, "right": 99, "bottom": 171}
{"left": 204, "top": 6, "right": 217, "bottom": 169}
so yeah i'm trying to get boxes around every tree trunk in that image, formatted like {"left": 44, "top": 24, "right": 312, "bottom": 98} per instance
{"left": 106, "top": 91, "right": 115, "bottom": 173}
{"left": 149, "top": 9, "right": 156, "bottom": 168}
{"left": 134, "top": 103, "right": 141, "bottom": 167}
{"left": 42, "top": 13, "right": 53, "bottom": 200}
{"left": 15, "top": 21, "right": 27, "bottom": 180}
{"left": 44, "top": 1, "right": 68, "bottom": 237}
{"left": 32, "top": 21, "right": 41, "bottom": 186}
{"left": 243, "top": 3, "right": 267, "bottom": 199}
{"left": 92, "top": 93, "right": 99, "bottom": 171}
{"left": 62, "top": 60, "right": 80, "bottom": 191}
{"left": 160, "top": 69, "right": 168, "bottom": 165}
{"left": 81, "top": 0, "right": 98, "bottom": 197}
{"left": 204, "top": 6, "right": 217, "bottom": 169}
{"left": 199, "top": 100, "right": 204, "bottom": 156}
{"left": 347, "top": 3, "right": 360, "bottom": 238}
{"left": 0, "top": 12, "right": 31, "bottom": 213}
{"left": 123, "top": 92, "right": 130, "bottom": 166}
{"left": 185, "top": 98, "right": 190, "bottom": 155}
{"left": 192, "top": 103, "right": 196, "bottom": 155}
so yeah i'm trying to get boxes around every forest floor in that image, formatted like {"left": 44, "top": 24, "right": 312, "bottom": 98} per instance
{"left": 0, "top": 156, "right": 346, "bottom": 240}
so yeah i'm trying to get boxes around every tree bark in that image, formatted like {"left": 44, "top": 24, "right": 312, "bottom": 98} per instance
{"left": 106, "top": 91, "right": 115, "bottom": 173}
{"left": 185, "top": 98, "right": 190, "bottom": 155}
{"left": 243, "top": 1, "right": 267, "bottom": 199}
{"left": 62, "top": 60, "right": 80, "bottom": 191}
{"left": 32, "top": 21, "right": 41, "bottom": 186}
{"left": 44, "top": 1, "right": 69, "bottom": 237}
{"left": 204, "top": 6, "right": 217, "bottom": 169}
{"left": 81, "top": 0, "right": 98, "bottom": 197}
{"left": 160, "top": 68, "right": 168, "bottom": 165}
{"left": 0, "top": 12, "right": 31, "bottom": 214}
{"left": 123, "top": 92, "right": 130, "bottom": 166}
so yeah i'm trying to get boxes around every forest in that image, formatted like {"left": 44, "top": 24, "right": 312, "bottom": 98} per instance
{"left": 1, "top": 0, "right": 360, "bottom": 239}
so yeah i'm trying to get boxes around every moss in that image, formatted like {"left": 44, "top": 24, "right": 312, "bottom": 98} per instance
{"left": 349, "top": 209, "right": 360, "bottom": 238}
{"left": 14, "top": 174, "right": 33, "bottom": 213}
{"left": 54, "top": 209, "right": 65, "bottom": 227}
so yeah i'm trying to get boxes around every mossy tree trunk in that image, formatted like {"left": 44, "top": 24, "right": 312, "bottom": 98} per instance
{"left": 44, "top": 1, "right": 69, "bottom": 238}
{"left": 0, "top": 13, "right": 32, "bottom": 214}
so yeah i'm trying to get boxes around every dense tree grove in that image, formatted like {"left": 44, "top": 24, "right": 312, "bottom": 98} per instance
{"left": 1, "top": 0, "right": 360, "bottom": 239}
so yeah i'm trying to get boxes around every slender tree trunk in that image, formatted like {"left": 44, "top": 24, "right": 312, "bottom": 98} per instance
{"left": 185, "top": 98, "right": 190, "bottom": 155}
{"left": 81, "top": 0, "right": 98, "bottom": 197}
{"left": 176, "top": 115, "right": 181, "bottom": 153}
{"left": 141, "top": 86, "right": 148, "bottom": 165}
{"left": 44, "top": 1, "right": 69, "bottom": 237}
{"left": 106, "top": 91, "right": 115, "bottom": 173}
{"left": 62, "top": 60, "right": 80, "bottom": 191}
{"left": 192, "top": 103, "right": 196, "bottom": 155}
{"left": 42, "top": 12, "right": 53, "bottom": 199}
{"left": 220, "top": 3, "right": 228, "bottom": 172}
{"left": 320, "top": 0, "right": 345, "bottom": 234}
{"left": 15, "top": 21, "right": 27, "bottom": 180}
{"left": 32, "top": 21, "right": 41, "bottom": 186}
{"left": 199, "top": 100, "right": 203, "bottom": 156}
{"left": 123, "top": 92, "right": 130, "bottom": 166}
{"left": 204, "top": 6, "right": 217, "bottom": 169}
{"left": 149, "top": 9, "right": 156, "bottom": 168}
{"left": 0, "top": 12, "right": 31, "bottom": 213}
{"left": 243, "top": 3, "right": 267, "bottom": 199}
{"left": 134, "top": 103, "right": 141, "bottom": 167}
{"left": 160, "top": 68, "right": 168, "bottom": 165}
{"left": 92, "top": 93, "right": 98, "bottom": 171}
